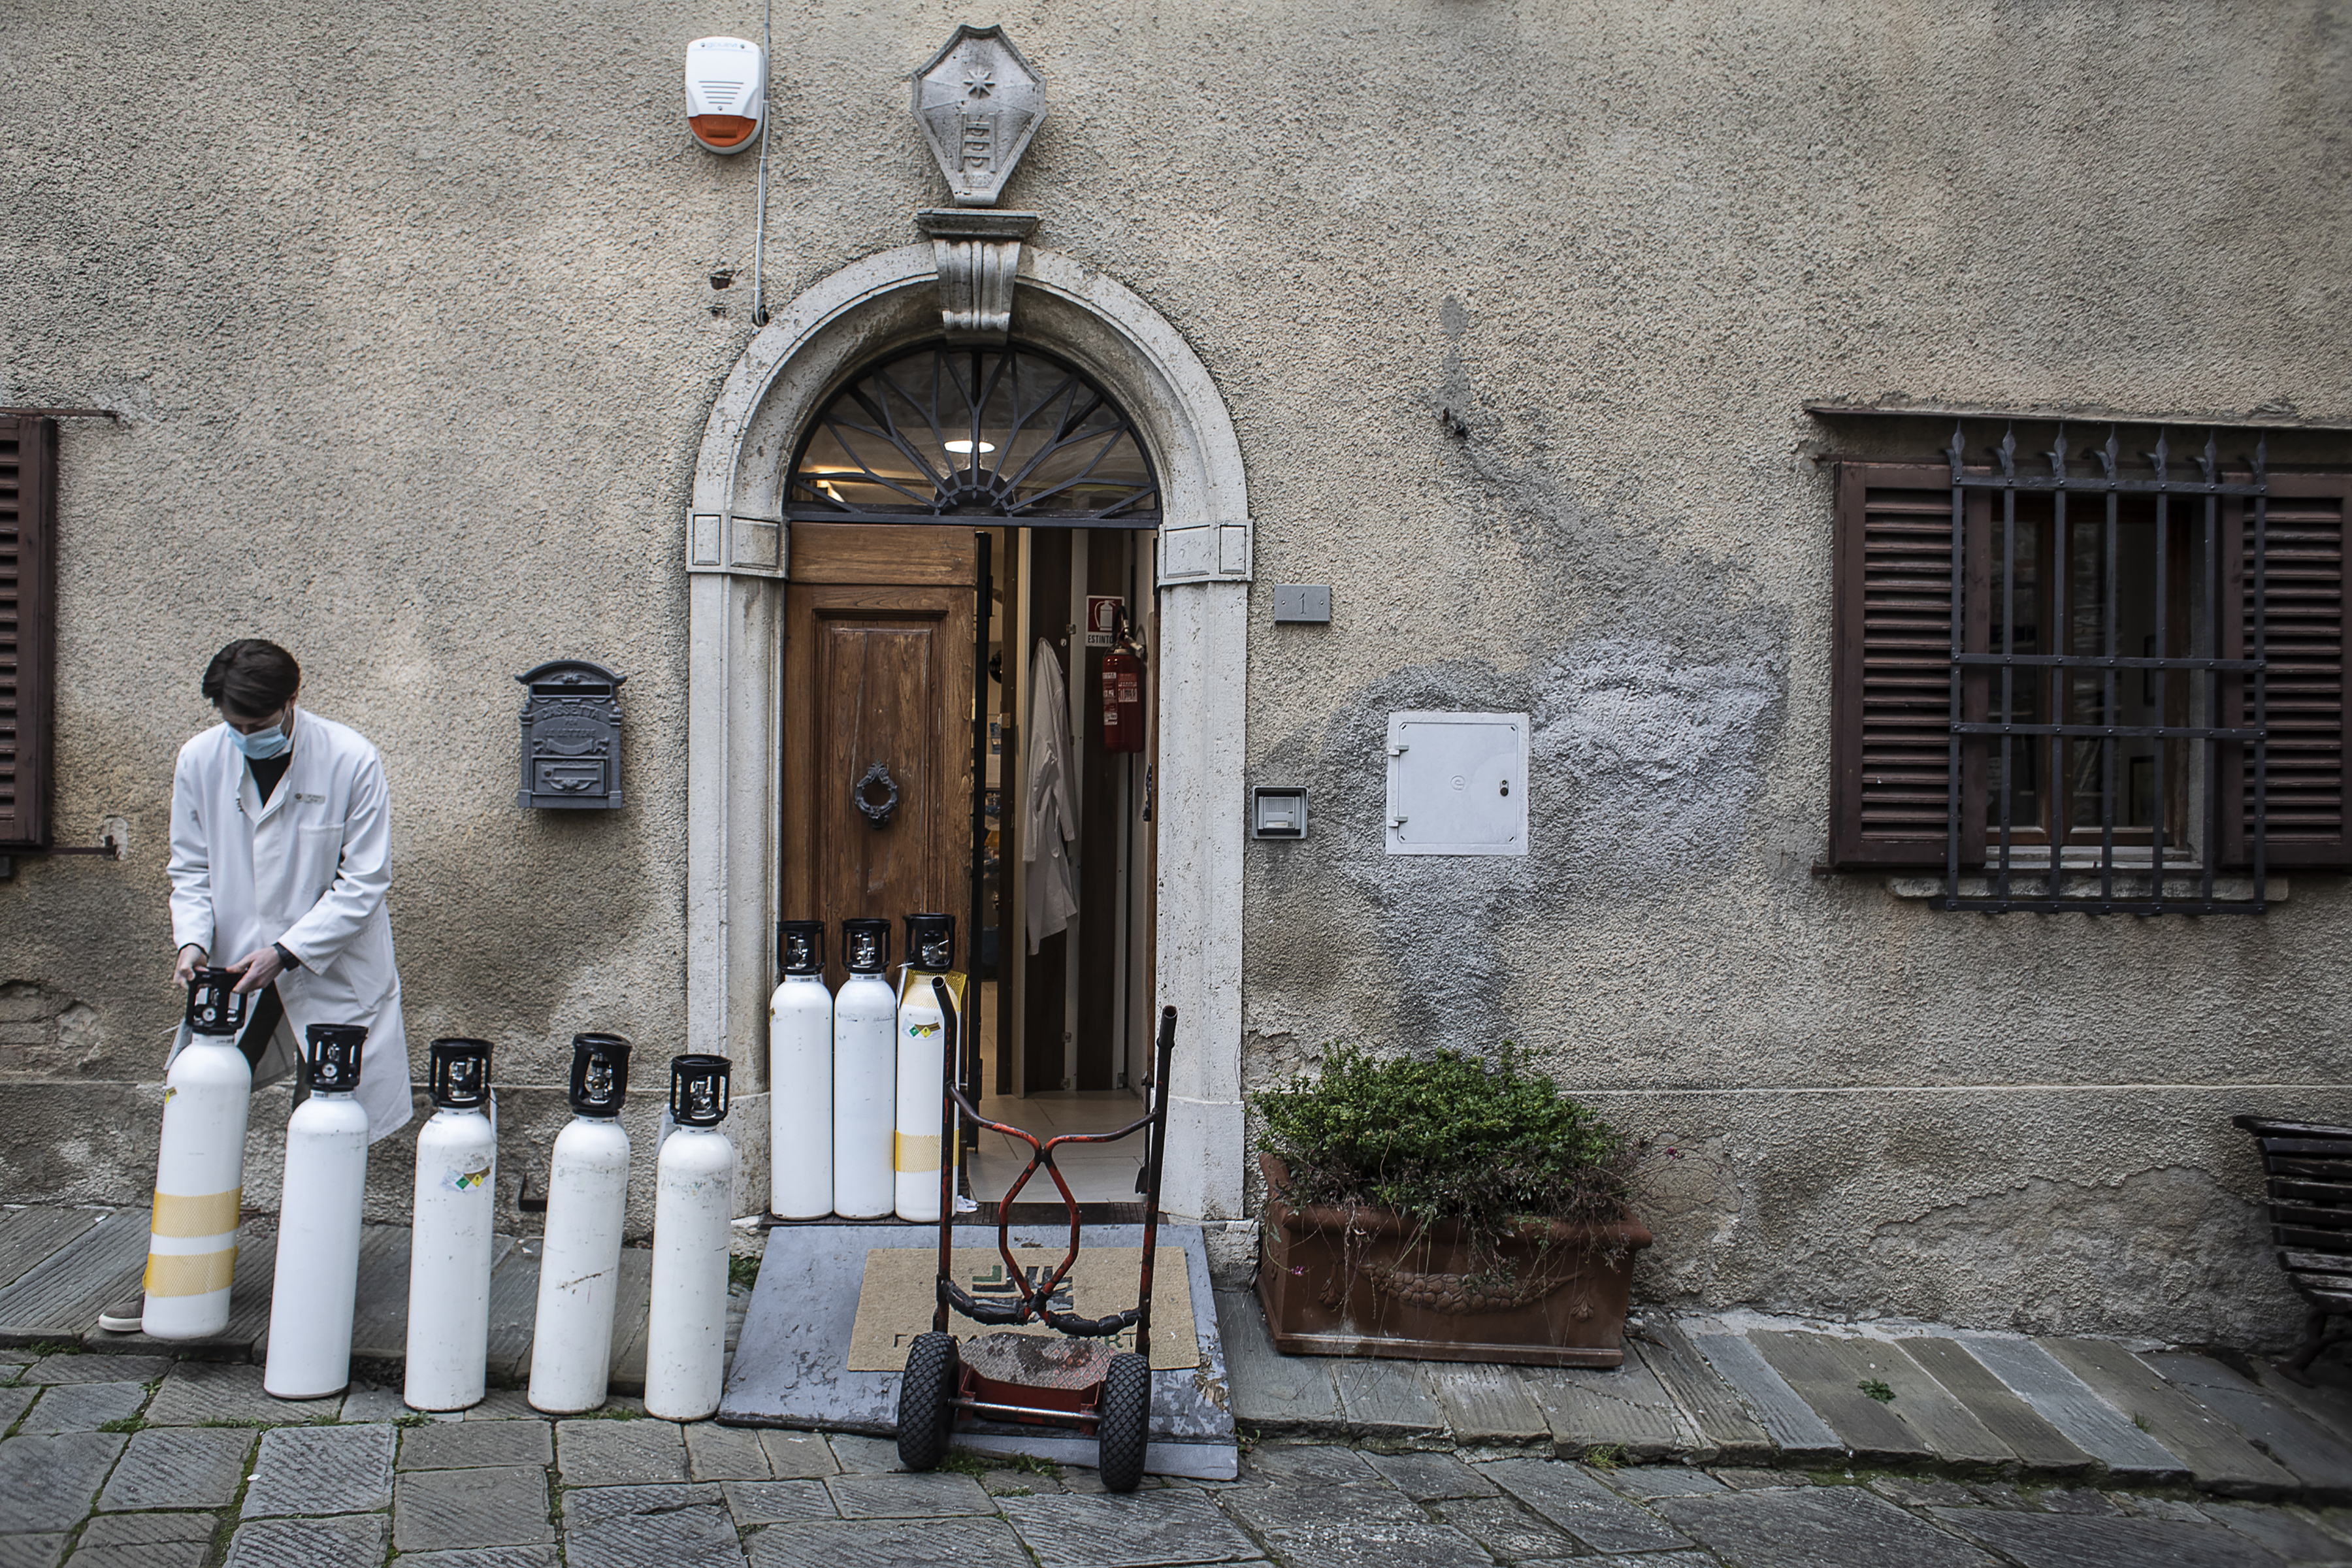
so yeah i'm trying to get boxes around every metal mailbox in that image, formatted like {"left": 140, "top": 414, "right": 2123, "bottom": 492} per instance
{"left": 516, "top": 659, "right": 626, "bottom": 810}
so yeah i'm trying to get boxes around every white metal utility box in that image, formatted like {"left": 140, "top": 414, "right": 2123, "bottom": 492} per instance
{"left": 1384, "top": 711, "right": 1529, "bottom": 856}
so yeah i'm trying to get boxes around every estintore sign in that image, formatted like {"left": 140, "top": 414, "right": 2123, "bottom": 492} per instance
{"left": 1085, "top": 595, "right": 1124, "bottom": 648}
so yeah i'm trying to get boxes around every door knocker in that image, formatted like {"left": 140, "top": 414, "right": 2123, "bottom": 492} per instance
{"left": 855, "top": 762, "right": 901, "bottom": 828}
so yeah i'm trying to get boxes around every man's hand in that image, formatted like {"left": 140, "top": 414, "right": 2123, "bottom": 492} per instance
{"left": 173, "top": 945, "right": 207, "bottom": 988}
{"left": 226, "top": 946, "right": 286, "bottom": 995}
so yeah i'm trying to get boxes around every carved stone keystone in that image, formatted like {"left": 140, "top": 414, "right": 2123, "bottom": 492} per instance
{"left": 917, "top": 208, "right": 1039, "bottom": 343}
{"left": 911, "top": 25, "right": 1045, "bottom": 208}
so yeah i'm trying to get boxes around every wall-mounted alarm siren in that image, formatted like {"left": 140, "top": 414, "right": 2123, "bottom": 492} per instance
{"left": 685, "top": 36, "right": 765, "bottom": 154}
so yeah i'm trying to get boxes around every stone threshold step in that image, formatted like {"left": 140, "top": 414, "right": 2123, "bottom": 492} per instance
{"left": 1217, "top": 1290, "right": 2352, "bottom": 1505}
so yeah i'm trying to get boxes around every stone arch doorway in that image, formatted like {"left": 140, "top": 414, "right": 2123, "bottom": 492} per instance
{"left": 685, "top": 244, "right": 1251, "bottom": 1220}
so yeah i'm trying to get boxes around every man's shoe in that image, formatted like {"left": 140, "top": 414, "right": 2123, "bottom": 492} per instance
{"left": 95, "top": 1293, "right": 144, "bottom": 1333}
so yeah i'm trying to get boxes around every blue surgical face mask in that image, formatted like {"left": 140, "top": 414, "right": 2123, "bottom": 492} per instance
{"left": 228, "top": 711, "right": 293, "bottom": 760}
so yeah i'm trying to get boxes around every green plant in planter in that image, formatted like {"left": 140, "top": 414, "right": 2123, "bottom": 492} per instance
{"left": 1259, "top": 1044, "right": 1636, "bottom": 1274}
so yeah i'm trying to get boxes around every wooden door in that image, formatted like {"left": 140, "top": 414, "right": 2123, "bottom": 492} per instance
{"left": 780, "top": 523, "right": 977, "bottom": 989}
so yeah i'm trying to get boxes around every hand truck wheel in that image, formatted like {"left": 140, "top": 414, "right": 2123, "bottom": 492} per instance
{"left": 1096, "top": 1350, "right": 1151, "bottom": 1493}
{"left": 896, "top": 1331, "right": 960, "bottom": 1472}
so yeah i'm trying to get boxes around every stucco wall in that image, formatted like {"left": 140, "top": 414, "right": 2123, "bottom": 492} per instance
{"left": 3, "top": 0, "right": 2348, "bottom": 1339}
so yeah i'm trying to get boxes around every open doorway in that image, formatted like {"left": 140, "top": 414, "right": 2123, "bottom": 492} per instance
{"left": 777, "top": 342, "right": 1162, "bottom": 1207}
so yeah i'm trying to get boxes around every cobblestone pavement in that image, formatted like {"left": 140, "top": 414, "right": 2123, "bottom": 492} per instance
{"left": 3, "top": 1350, "right": 2352, "bottom": 1567}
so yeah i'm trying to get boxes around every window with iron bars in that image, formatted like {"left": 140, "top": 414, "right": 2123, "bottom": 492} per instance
{"left": 1829, "top": 421, "right": 2351, "bottom": 911}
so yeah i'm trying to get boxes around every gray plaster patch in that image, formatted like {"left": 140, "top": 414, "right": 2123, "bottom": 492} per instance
{"left": 0, "top": 1429, "right": 129, "bottom": 1529}
{"left": 1362, "top": 1449, "right": 1499, "bottom": 1500}
{"left": 22, "top": 1356, "right": 169, "bottom": 1386}
{"left": 555, "top": 1418, "right": 689, "bottom": 1486}
{"left": 0, "top": 1537, "right": 64, "bottom": 1568}
{"left": 1000, "top": 1488, "right": 1260, "bottom": 1565}
{"left": 826, "top": 1469, "right": 994, "bottom": 1518}
{"left": 18, "top": 1380, "right": 146, "bottom": 1433}
{"left": 759, "top": 1431, "right": 838, "bottom": 1478}
{"left": 223, "top": 1514, "right": 388, "bottom": 1568}
{"left": 146, "top": 1362, "right": 338, "bottom": 1428}
{"left": 98, "top": 1425, "right": 254, "bottom": 1510}
{"left": 399, "top": 1418, "right": 553, "bottom": 1471}
{"left": 1930, "top": 1507, "right": 2281, "bottom": 1567}
{"left": 684, "top": 1420, "right": 770, "bottom": 1480}
{"left": 240, "top": 1422, "right": 395, "bottom": 1517}
{"left": 1602, "top": 1464, "right": 1730, "bottom": 1499}
{"left": 1661, "top": 1488, "right": 1999, "bottom": 1567}
{"left": 562, "top": 1484, "right": 743, "bottom": 1568}
{"left": 742, "top": 1516, "right": 1030, "bottom": 1568}
{"left": 394, "top": 1465, "right": 555, "bottom": 1551}
{"left": 72, "top": 1509, "right": 218, "bottom": 1568}
{"left": 721, "top": 1478, "right": 836, "bottom": 1524}
{"left": 1480, "top": 1457, "right": 1693, "bottom": 1553}
{"left": 1435, "top": 1495, "right": 1576, "bottom": 1560}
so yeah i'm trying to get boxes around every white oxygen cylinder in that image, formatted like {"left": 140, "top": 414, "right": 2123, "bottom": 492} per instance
{"left": 403, "top": 1038, "right": 498, "bottom": 1412}
{"left": 893, "top": 913, "right": 960, "bottom": 1224}
{"left": 644, "top": 1054, "right": 737, "bottom": 1421}
{"left": 264, "top": 1024, "right": 372, "bottom": 1399}
{"left": 768, "top": 921, "right": 833, "bottom": 1220}
{"left": 528, "top": 1032, "right": 634, "bottom": 1414}
{"left": 832, "top": 919, "right": 898, "bottom": 1220}
{"left": 141, "top": 970, "right": 256, "bottom": 1341}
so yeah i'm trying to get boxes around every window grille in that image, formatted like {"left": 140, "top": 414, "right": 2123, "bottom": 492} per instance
{"left": 1936, "top": 423, "right": 2269, "bottom": 914}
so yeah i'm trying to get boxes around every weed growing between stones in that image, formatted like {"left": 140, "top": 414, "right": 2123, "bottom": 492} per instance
{"left": 1859, "top": 1380, "right": 1895, "bottom": 1403}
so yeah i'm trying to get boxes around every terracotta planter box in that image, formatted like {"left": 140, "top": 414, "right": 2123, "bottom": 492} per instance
{"left": 1255, "top": 1153, "right": 1651, "bottom": 1367}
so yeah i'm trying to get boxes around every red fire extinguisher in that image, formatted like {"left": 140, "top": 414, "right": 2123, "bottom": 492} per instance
{"left": 1100, "top": 613, "right": 1146, "bottom": 754}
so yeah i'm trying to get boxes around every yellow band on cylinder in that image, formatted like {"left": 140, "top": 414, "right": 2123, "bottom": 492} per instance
{"left": 894, "top": 1132, "right": 941, "bottom": 1172}
{"left": 150, "top": 1188, "right": 242, "bottom": 1239}
{"left": 144, "top": 1246, "right": 238, "bottom": 1298}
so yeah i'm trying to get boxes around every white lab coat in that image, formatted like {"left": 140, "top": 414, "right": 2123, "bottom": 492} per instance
{"left": 1024, "top": 641, "right": 1080, "bottom": 955}
{"left": 167, "top": 711, "right": 414, "bottom": 1142}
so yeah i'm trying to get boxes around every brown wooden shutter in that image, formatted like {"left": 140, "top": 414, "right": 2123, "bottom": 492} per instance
{"left": 2224, "top": 473, "right": 2349, "bottom": 870}
{"left": 0, "top": 416, "right": 57, "bottom": 849}
{"left": 1829, "top": 463, "right": 1970, "bottom": 868}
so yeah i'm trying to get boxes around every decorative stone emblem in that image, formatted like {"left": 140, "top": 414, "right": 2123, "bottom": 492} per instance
{"left": 912, "top": 25, "right": 1045, "bottom": 207}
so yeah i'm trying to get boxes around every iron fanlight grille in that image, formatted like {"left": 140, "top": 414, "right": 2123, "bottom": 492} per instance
{"left": 788, "top": 344, "right": 1160, "bottom": 526}
{"left": 1935, "top": 423, "right": 2271, "bottom": 914}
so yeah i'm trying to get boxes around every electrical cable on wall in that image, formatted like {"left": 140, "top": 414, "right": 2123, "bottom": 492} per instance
{"left": 752, "top": 0, "right": 772, "bottom": 326}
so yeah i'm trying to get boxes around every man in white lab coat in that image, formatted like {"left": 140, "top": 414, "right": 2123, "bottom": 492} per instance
{"left": 99, "top": 639, "right": 414, "bottom": 1331}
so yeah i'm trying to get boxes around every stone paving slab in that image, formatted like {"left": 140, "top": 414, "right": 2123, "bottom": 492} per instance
{"left": 1638, "top": 1324, "right": 1775, "bottom": 1464}
{"left": 72, "top": 1509, "right": 219, "bottom": 1567}
{"left": 1331, "top": 1357, "right": 1444, "bottom": 1435}
{"left": 1362, "top": 1448, "right": 1499, "bottom": 1500}
{"left": 18, "top": 1380, "right": 146, "bottom": 1433}
{"left": 1426, "top": 1363, "right": 1547, "bottom": 1445}
{"left": 1435, "top": 1494, "right": 1576, "bottom": 1560}
{"left": 1517, "top": 1341, "right": 1695, "bottom": 1461}
{"left": 1688, "top": 1329, "right": 1844, "bottom": 1462}
{"left": 603, "top": 1247, "right": 657, "bottom": 1396}
{"left": 484, "top": 1240, "right": 544, "bottom": 1385}
{"left": 0, "top": 1535, "right": 65, "bottom": 1568}
{"left": 555, "top": 1418, "right": 690, "bottom": 1485}
{"left": 757, "top": 1429, "right": 839, "bottom": 1478}
{"left": 1840, "top": 1337, "right": 2016, "bottom": 1469}
{"left": 0, "top": 1211, "right": 147, "bottom": 1345}
{"left": 0, "top": 1429, "right": 127, "bottom": 1530}
{"left": 1900, "top": 1337, "right": 2097, "bottom": 1475}
{"left": 2043, "top": 1337, "right": 2296, "bottom": 1496}
{"left": 1750, "top": 1331, "right": 1938, "bottom": 1465}
{"left": 146, "top": 1360, "right": 339, "bottom": 1428}
{"left": 828, "top": 1469, "right": 995, "bottom": 1518}
{"left": 685, "top": 1420, "right": 772, "bottom": 1480}
{"left": 397, "top": 1550, "right": 563, "bottom": 1568}
{"left": 22, "top": 1354, "right": 171, "bottom": 1386}
{"left": 2197, "top": 1498, "right": 2351, "bottom": 1561}
{"left": 1216, "top": 1290, "right": 1341, "bottom": 1431}
{"left": 0, "top": 1385, "right": 34, "bottom": 1434}
{"left": 743, "top": 1515, "right": 1030, "bottom": 1568}
{"left": 2148, "top": 1352, "right": 2352, "bottom": 1497}
{"left": 223, "top": 1513, "right": 389, "bottom": 1567}
{"left": 400, "top": 1418, "right": 554, "bottom": 1471}
{"left": 97, "top": 1424, "right": 254, "bottom": 1510}
{"left": 1929, "top": 1504, "right": 2284, "bottom": 1567}
{"left": 1600, "top": 1463, "right": 1729, "bottom": 1498}
{"left": 1661, "top": 1484, "right": 2002, "bottom": 1567}
{"left": 396, "top": 1464, "right": 557, "bottom": 1551}
{"left": 722, "top": 1477, "right": 838, "bottom": 1524}
{"left": 1480, "top": 1454, "right": 1695, "bottom": 1553}
{"left": 0, "top": 1209, "right": 102, "bottom": 1294}
{"left": 240, "top": 1422, "right": 395, "bottom": 1517}
{"left": 563, "top": 1483, "right": 745, "bottom": 1568}
{"left": 1954, "top": 1333, "right": 2190, "bottom": 1482}
{"left": 999, "top": 1488, "right": 1261, "bottom": 1565}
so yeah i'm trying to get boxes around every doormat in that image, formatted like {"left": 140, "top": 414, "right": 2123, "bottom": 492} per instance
{"left": 847, "top": 1246, "right": 1196, "bottom": 1371}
